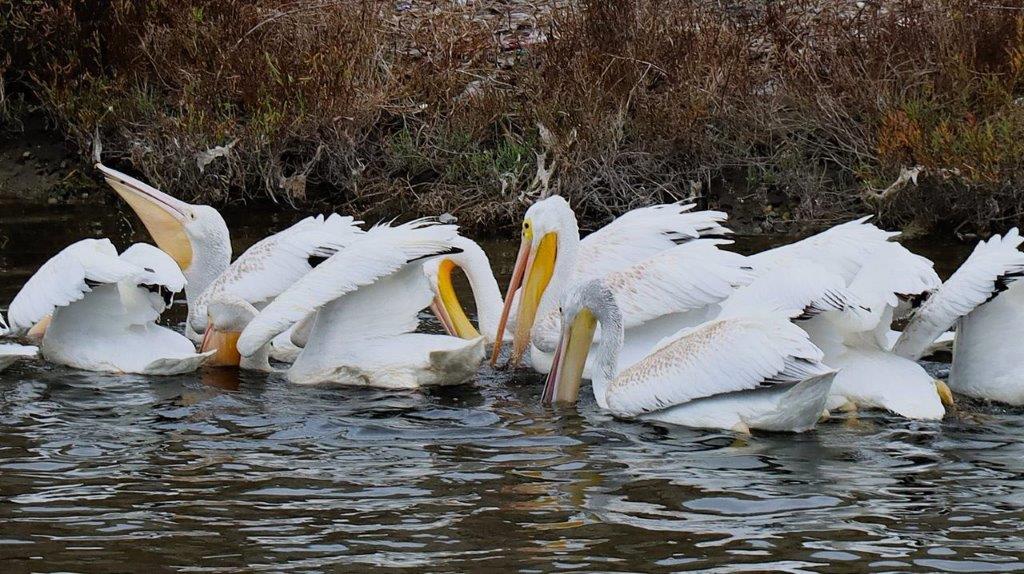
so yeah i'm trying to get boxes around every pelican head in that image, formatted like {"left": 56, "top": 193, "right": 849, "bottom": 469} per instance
{"left": 424, "top": 235, "right": 507, "bottom": 343}
{"left": 97, "top": 164, "right": 231, "bottom": 300}
{"left": 543, "top": 279, "right": 622, "bottom": 405}
{"left": 491, "top": 196, "right": 578, "bottom": 366}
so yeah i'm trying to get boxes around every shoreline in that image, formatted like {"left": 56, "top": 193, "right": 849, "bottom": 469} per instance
{"left": 0, "top": 117, "right": 835, "bottom": 237}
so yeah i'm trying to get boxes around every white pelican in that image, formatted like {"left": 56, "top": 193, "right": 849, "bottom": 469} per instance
{"left": 894, "top": 229, "right": 1024, "bottom": 404}
{"left": 0, "top": 313, "right": 37, "bottom": 371}
{"left": 97, "top": 164, "right": 230, "bottom": 340}
{"left": 193, "top": 213, "right": 363, "bottom": 368}
{"left": 530, "top": 239, "right": 755, "bottom": 376}
{"left": 7, "top": 239, "right": 211, "bottom": 374}
{"left": 491, "top": 195, "right": 732, "bottom": 369}
{"left": 791, "top": 242, "right": 947, "bottom": 418}
{"left": 97, "top": 164, "right": 364, "bottom": 361}
{"left": 739, "top": 217, "right": 949, "bottom": 418}
{"left": 422, "top": 235, "right": 506, "bottom": 344}
{"left": 543, "top": 280, "right": 836, "bottom": 434}
{"left": 236, "top": 221, "right": 485, "bottom": 388}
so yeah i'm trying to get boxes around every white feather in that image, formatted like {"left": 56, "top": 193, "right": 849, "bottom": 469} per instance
{"left": 605, "top": 314, "right": 831, "bottom": 418}
{"left": 718, "top": 260, "right": 859, "bottom": 321}
{"left": 749, "top": 216, "right": 899, "bottom": 282}
{"left": 8, "top": 239, "right": 142, "bottom": 333}
{"left": 575, "top": 202, "right": 730, "bottom": 280}
{"left": 237, "top": 220, "right": 457, "bottom": 356}
{"left": 119, "top": 243, "right": 187, "bottom": 292}
{"left": 895, "top": 228, "right": 1024, "bottom": 360}
{"left": 603, "top": 240, "right": 754, "bottom": 329}
{"left": 192, "top": 214, "right": 364, "bottom": 332}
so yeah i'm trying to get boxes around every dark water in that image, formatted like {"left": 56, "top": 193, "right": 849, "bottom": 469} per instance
{"left": 2, "top": 200, "right": 1023, "bottom": 573}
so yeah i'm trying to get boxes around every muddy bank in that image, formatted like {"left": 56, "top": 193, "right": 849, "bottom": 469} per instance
{"left": 0, "top": 117, "right": 92, "bottom": 202}
{"left": 0, "top": 119, "right": 780, "bottom": 235}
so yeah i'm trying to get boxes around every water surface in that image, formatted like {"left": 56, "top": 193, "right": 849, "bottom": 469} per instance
{"left": 1, "top": 200, "right": 1022, "bottom": 572}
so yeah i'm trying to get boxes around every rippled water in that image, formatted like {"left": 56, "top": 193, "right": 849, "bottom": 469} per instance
{"left": 2, "top": 200, "right": 1023, "bottom": 572}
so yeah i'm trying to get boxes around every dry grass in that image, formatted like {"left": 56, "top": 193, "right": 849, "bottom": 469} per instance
{"left": 3, "top": 0, "right": 1024, "bottom": 233}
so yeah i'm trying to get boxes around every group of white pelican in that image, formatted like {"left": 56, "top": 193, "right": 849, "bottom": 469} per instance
{"left": 1, "top": 163, "right": 1023, "bottom": 434}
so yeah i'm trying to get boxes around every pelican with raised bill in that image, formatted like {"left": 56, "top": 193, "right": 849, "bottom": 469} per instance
{"left": 543, "top": 280, "right": 836, "bottom": 434}
{"left": 491, "top": 195, "right": 732, "bottom": 371}
{"left": 235, "top": 220, "right": 485, "bottom": 388}
{"left": 96, "top": 163, "right": 230, "bottom": 341}
{"left": 894, "top": 228, "right": 1024, "bottom": 405}
{"left": 96, "top": 163, "right": 364, "bottom": 363}
{"left": 0, "top": 312, "right": 38, "bottom": 372}
{"left": 6, "top": 239, "right": 212, "bottom": 374}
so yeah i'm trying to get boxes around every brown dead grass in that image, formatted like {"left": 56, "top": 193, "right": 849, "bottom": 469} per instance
{"left": 3, "top": 0, "right": 1024, "bottom": 233}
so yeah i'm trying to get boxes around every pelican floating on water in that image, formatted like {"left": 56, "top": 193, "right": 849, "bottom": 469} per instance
{"left": 543, "top": 280, "right": 836, "bottom": 434}
{"left": 7, "top": 239, "right": 211, "bottom": 374}
{"left": 236, "top": 221, "right": 484, "bottom": 388}
{"left": 97, "top": 163, "right": 364, "bottom": 364}
{"left": 491, "top": 195, "right": 732, "bottom": 371}
{"left": 789, "top": 243, "right": 946, "bottom": 419}
{"left": 895, "top": 229, "right": 1024, "bottom": 405}
{"left": 746, "top": 220, "right": 948, "bottom": 419}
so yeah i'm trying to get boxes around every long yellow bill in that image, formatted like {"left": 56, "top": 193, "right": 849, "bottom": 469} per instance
{"left": 490, "top": 230, "right": 557, "bottom": 367}
{"left": 200, "top": 327, "right": 242, "bottom": 367}
{"left": 96, "top": 163, "right": 194, "bottom": 270}
{"left": 431, "top": 259, "right": 481, "bottom": 339}
{"left": 509, "top": 232, "right": 557, "bottom": 367}
{"left": 543, "top": 308, "right": 597, "bottom": 405}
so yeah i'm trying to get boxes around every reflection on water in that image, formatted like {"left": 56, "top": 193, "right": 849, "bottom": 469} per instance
{"left": 1, "top": 200, "right": 1022, "bottom": 572}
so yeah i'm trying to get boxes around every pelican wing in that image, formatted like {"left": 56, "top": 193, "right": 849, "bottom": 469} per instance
{"left": 196, "top": 214, "right": 363, "bottom": 317}
{"left": 606, "top": 314, "right": 831, "bottom": 417}
{"left": 895, "top": 228, "right": 1024, "bottom": 360}
{"left": 718, "top": 260, "right": 860, "bottom": 321}
{"left": 119, "top": 243, "right": 187, "bottom": 292}
{"left": 575, "top": 203, "right": 730, "bottom": 280}
{"left": 236, "top": 221, "right": 457, "bottom": 356}
{"left": 8, "top": 239, "right": 142, "bottom": 333}
{"left": 749, "top": 217, "right": 899, "bottom": 282}
{"left": 605, "top": 240, "right": 754, "bottom": 329}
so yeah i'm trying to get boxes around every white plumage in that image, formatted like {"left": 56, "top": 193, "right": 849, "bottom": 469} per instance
{"left": 748, "top": 216, "right": 899, "bottom": 282}
{"left": 546, "top": 280, "right": 835, "bottom": 433}
{"left": 607, "top": 314, "right": 832, "bottom": 418}
{"left": 237, "top": 221, "right": 484, "bottom": 388}
{"left": 797, "top": 241, "right": 945, "bottom": 419}
{"left": 574, "top": 202, "right": 730, "bottom": 280}
{"left": 895, "top": 228, "right": 1024, "bottom": 360}
{"left": 7, "top": 239, "right": 139, "bottom": 333}
{"left": 7, "top": 239, "right": 211, "bottom": 374}
{"left": 193, "top": 213, "right": 363, "bottom": 334}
